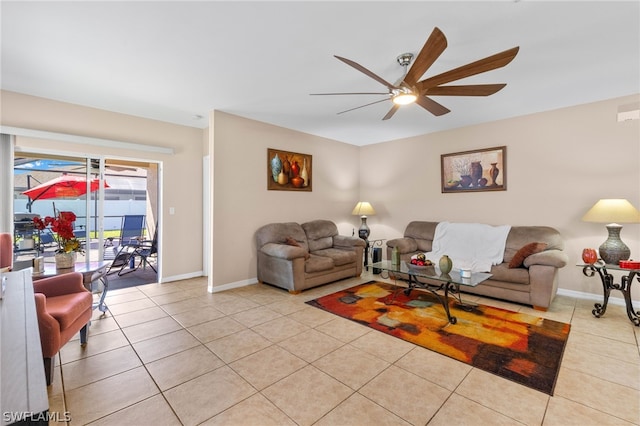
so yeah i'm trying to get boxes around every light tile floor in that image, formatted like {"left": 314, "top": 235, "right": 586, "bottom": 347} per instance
{"left": 47, "top": 272, "right": 640, "bottom": 425}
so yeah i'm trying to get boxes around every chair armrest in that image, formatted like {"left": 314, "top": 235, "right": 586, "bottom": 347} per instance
{"left": 523, "top": 249, "right": 568, "bottom": 269}
{"left": 333, "top": 235, "right": 366, "bottom": 248}
{"left": 260, "top": 243, "right": 307, "bottom": 260}
{"left": 386, "top": 237, "right": 418, "bottom": 254}
{"left": 34, "top": 293, "right": 61, "bottom": 356}
{"left": 33, "top": 272, "right": 87, "bottom": 297}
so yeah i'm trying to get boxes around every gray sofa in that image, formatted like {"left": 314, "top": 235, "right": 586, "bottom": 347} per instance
{"left": 386, "top": 221, "right": 569, "bottom": 311}
{"left": 256, "top": 220, "right": 366, "bottom": 293}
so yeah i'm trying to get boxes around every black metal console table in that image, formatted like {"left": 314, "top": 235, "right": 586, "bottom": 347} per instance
{"left": 581, "top": 263, "right": 640, "bottom": 326}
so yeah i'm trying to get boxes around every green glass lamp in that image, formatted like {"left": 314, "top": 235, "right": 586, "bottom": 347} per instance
{"left": 582, "top": 199, "right": 640, "bottom": 265}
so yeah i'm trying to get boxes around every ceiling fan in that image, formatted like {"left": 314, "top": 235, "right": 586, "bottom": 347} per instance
{"left": 311, "top": 27, "right": 520, "bottom": 120}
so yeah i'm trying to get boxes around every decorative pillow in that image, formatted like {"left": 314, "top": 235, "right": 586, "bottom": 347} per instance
{"left": 508, "top": 242, "right": 547, "bottom": 268}
{"left": 284, "top": 237, "right": 310, "bottom": 260}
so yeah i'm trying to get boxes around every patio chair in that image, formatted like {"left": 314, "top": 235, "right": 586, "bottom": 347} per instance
{"left": 107, "top": 227, "right": 157, "bottom": 276}
{"left": 131, "top": 229, "right": 157, "bottom": 273}
{"left": 105, "top": 214, "right": 145, "bottom": 247}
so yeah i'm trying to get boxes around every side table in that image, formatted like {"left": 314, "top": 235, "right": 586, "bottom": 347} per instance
{"left": 363, "top": 238, "right": 385, "bottom": 272}
{"left": 581, "top": 263, "right": 640, "bottom": 326}
{"left": 33, "top": 261, "right": 111, "bottom": 313}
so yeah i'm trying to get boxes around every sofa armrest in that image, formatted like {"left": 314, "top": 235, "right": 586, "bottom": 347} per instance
{"left": 333, "top": 235, "right": 366, "bottom": 248}
{"left": 260, "top": 242, "right": 307, "bottom": 260}
{"left": 523, "top": 249, "right": 568, "bottom": 269}
{"left": 33, "top": 272, "right": 87, "bottom": 297}
{"left": 386, "top": 237, "right": 418, "bottom": 254}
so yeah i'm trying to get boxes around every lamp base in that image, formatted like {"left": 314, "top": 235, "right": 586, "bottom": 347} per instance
{"left": 599, "top": 224, "right": 630, "bottom": 265}
{"left": 358, "top": 216, "right": 370, "bottom": 240}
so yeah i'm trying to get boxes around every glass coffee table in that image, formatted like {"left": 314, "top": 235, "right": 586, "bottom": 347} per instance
{"left": 370, "top": 260, "right": 492, "bottom": 324}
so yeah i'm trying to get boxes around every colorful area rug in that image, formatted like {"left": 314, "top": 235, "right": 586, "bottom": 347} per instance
{"left": 306, "top": 281, "right": 570, "bottom": 395}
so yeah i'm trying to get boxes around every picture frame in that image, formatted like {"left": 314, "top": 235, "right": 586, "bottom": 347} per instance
{"left": 441, "top": 146, "right": 506, "bottom": 193}
{"left": 267, "top": 148, "right": 312, "bottom": 191}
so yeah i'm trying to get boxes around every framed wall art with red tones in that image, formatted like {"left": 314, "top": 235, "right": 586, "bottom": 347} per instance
{"left": 441, "top": 146, "right": 506, "bottom": 193}
{"left": 267, "top": 148, "right": 312, "bottom": 191}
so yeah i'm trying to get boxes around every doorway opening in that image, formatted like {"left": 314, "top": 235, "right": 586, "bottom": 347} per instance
{"left": 13, "top": 154, "right": 160, "bottom": 289}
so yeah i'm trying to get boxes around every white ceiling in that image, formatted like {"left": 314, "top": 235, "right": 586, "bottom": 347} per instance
{"left": 2, "top": 1, "right": 638, "bottom": 146}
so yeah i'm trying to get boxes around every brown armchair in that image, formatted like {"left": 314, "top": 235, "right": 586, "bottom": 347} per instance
{"left": 1, "top": 232, "right": 93, "bottom": 384}
{"left": 1, "top": 232, "right": 12, "bottom": 269}
{"left": 33, "top": 272, "right": 93, "bottom": 385}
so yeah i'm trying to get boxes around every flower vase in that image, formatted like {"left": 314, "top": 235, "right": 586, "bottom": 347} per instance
{"left": 55, "top": 252, "right": 77, "bottom": 269}
{"left": 439, "top": 255, "right": 452, "bottom": 274}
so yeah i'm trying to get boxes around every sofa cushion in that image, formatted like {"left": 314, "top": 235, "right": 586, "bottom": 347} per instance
{"left": 305, "top": 254, "right": 334, "bottom": 273}
{"left": 508, "top": 242, "right": 548, "bottom": 268}
{"left": 302, "top": 220, "right": 339, "bottom": 252}
{"left": 489, "top": 263, "right": 530, "bottom": 284}
{"left": 404, "top": 221, "right": 438, "bottom": 252}
{"left": 312, "top": 248, "right": 356, "bottom": 266}
{"left": 504, "top": 226, "right": 563, "bottom": 263}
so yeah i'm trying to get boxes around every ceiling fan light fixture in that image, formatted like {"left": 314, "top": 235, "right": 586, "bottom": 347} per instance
{"left": 391, "top": 87, "right": 417, "bottom": 105}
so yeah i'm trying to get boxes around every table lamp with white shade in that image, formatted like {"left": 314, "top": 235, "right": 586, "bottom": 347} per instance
{"left": 352, "top": 201, "right": 376, "bottom": 240}
{"left": 582, "top": 199, "right": 640, "bottom": 264}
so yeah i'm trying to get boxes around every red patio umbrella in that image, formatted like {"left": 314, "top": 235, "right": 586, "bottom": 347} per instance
{"left": 22, "top": 174, "right": 109, "bottom": 205}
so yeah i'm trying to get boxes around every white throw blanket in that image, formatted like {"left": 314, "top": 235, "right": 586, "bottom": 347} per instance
{"left": 423, "top": 222, "right": 511, "bottom": 272}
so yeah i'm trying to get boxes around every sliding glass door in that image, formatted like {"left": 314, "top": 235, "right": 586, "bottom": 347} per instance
{"left": 14, "top": 154, "right": 100, "bottom": 265}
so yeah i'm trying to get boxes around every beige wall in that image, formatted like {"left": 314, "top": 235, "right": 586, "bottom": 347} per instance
{"left": 359, "top": 94, "right": 640, "bottom": 299}
{"left": 210, "top": 111, "right": 360, "bottom": 287}
{"left": 1, "top": 90, "right": 205, "bottom": 281}
{"left": 3, "top": 89, "right": 639, "bottom": 300}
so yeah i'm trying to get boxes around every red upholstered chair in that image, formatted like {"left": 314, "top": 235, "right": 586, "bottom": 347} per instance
{"left": 0, "top": 232, "right": 12, "bottom": 269}
{"left": 33, "top": 272, "right": 93, "bottom": 385}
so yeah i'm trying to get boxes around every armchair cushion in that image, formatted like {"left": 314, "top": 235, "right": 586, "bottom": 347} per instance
{"left": 42, "top": 292, "right": 92, "bottom": 330}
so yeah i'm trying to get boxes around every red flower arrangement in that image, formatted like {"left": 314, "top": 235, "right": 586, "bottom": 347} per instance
{"left": 33, "top": 211, "right": 83, "bottom": 253}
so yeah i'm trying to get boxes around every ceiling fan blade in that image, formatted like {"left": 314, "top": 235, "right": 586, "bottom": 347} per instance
{"left": 310, "top": 92, "right": 389, "bottom": 96}
{"left": 417, "top": 46, "right": 520, "bottom": 90}
{"left": 403, "top": 27, "right": 448, "bottom": 87}
{"left": 416, "top": 95, "right": 450, "bottom": 116}
{"left": 424, "top": 84, "right": 507, "bottom": 96}
{"left": 336, "top": 98, "right": 390, "bottom": 115}
{"left": 382, "top": 104, "right": 400, "bottom": 121}
{"left": 334, "top": 55, "right": 398, "bottom": 90}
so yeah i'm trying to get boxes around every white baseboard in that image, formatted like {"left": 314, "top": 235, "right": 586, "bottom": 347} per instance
{"left": 557, "top": 288, "right": 639, "bottom": 308}
{"left": 162, "top": 270, "right": 204, "bottom": 283}
{"left": 179, "top": 274, "right": 640, "bottom": 309}
{"left": 209, "top": 277, "right": 258, "bottom": 293}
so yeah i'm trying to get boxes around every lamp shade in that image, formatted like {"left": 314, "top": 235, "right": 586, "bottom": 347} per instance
{"left": 352, "top": 202, "right": 376, "bottom": 216}
{"left": 582, "top": 199, "right": 640, "bottom": 224}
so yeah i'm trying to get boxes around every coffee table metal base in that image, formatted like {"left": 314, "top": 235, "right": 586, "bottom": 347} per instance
{"left": 386, "top": 274, "right": 462, "bottom": 324}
